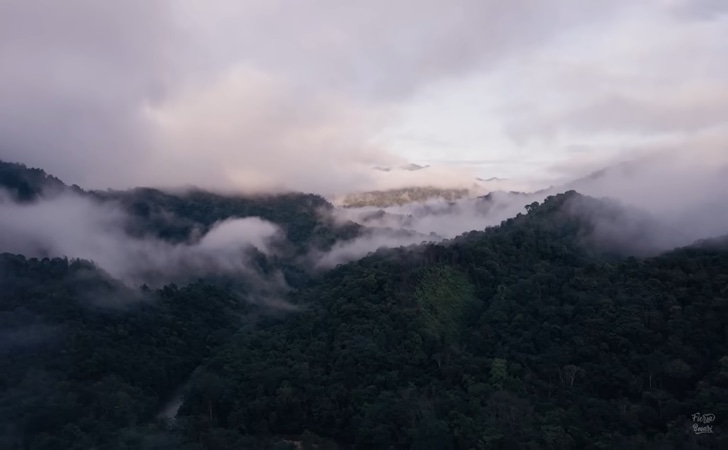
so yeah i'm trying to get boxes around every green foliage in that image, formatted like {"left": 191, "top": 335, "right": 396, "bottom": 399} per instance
{"left": 0, "top": 158, "right": 361, "bottom": 255}
{"left": 3, "top": 161, "right": 728, "bottom": 450}
{"left": 92, "top": 188, "right": 361, "bottom": 253}
{"left": 489, "top": 358, "right": 508, "bottom": 390}
{"left": 341, "top": 186, "right": 470, "bottom": 207}
{"left": 414, "top": 265, "right": 475, "bottom": 346}
{"left": 0, "top": 254, "right": 251, "bottom": 449}
{"left": 174, "top": 192, "right": 728, "bottom": 449}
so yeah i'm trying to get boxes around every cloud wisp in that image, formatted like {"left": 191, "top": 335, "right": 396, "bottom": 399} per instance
{"left": 0, "top": 192, "right": 283, "bottom": 286}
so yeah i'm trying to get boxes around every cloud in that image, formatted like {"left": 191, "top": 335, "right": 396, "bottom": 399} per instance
{"left": 174, "top": 0, "right": 626, "bottom": 101}
{"left": 357, "top": 0, "right": 727, "bottom": 185}
{"left": 0, "top": 0, "right": 646, "bottom": 195}
{"left": 315, "top": 145, "right": 728, "bottom": 264}
{"left": 1, "top": 0, "right": 725, "bottom": 199}
{"left": 535, "top": 148, "right": 728, "bottom": 252}
{"left": 672, "top": 0, "right": 728, "bottom": 20}
{"left": 493, "top": 1, "right": 728, "bottom": 180}
{"left": 197, "top": 216, "right": 279, "bottom": 253}
{"left": 317, "top": 191, "right": 541, "bottom": 266}
{"left": 0, "top": 192, "right": 282, "bottom": 285}
{"left": 142, "top": 65, "right": 401, "bottom": 195}
{"left": 0, "top": 0, "right": 177, "bottom": 186}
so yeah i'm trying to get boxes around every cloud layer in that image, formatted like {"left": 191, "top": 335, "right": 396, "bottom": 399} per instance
{"left": 6, "top": 1, "right": 725, "bottom": 195}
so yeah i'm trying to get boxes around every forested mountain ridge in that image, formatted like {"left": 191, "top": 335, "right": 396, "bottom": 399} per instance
{"left": 0, "top": 161, "right": 75, "bottom": 201}
{"left": 339, "top": 186, "right": 472, "bottom": 208}
{"left": 175, "top": 191, "right": 728, "bottom": 449}
{"left": 0, "top": 160, "right": 362, "bottom": 255}
{"left": 1, "top": 161, "right": 727, "bottom": 449}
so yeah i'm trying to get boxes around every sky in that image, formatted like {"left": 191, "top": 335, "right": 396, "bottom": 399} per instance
{"left": 1, "top": 0, "right": 727, "bottom": 195}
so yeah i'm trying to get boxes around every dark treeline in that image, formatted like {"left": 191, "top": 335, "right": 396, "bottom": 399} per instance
{"left": 1, "top": 161, "right": 727, "bottom": 449}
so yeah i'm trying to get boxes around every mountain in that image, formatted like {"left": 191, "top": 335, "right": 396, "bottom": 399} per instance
{"left": 336, "top": 168, "right": 530, "bottom": 209}
{"left": 176, "top": 192, "right": 728, "bottom": 449}
{"left": 0, "top": 253, "right": 253, "bottom": 450}
{"left": 337, "top": 182, "right": 508, "bottom": 208}
{"left": 0, "top": 159, "right": 367, "bottom": 291}
{"left": 0, "top": 159, "right": 362, "bottom": 252}
{"left": 339, "top": 186, "right": 472, "bottom": 208}
{"left": 0, "top": 160, "right": 78, "bottom": 201}
{"left": 92, "top": 187, "right": 361, "bottom": 252}
{"left": 1, "top": 161, "right": 728, "bottom": 449}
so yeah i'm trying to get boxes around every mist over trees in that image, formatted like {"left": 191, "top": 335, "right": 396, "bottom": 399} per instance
{"left": 1, "top": 160, "right": 727, "bottom": 449}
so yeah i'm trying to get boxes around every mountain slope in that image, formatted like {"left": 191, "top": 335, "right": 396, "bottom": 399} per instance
{"left": 0, "top": 160, "right": 363, "bottom": 259}
{"left": 0, "top": 253, "right": 255, "bottom": 450}
{"left": 3, "top": 162, "right": 728, "bottom": 449}
{"left": 91, "top": 187, "right": 362, "bottom": 252}
{"left": 175, "top": 192, "right": 728, "bottom": 449}
{"left": 339, "top": 186, "right": 472, "bottom": 208}
{"left": 0, "top": 160, "right": 75, "bottom": 201}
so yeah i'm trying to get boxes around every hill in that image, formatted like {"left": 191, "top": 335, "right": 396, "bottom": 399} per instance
{"left": 0, "top": 160, "right": 76, "bottom": 201}
{"left": 0, "top": 159, "right": 362, "bottom": 265}
{"left": 174, "top": 192, "right": 728, "bottom": 449}
{"left": 1, "top": 162, "right": 727, "bottom": 449}
{"left": 338, "top": 186, "right": 473, "bottom": 208}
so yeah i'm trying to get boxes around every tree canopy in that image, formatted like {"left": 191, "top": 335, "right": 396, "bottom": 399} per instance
{"left": 1, "top": 161, "right": 726, "bottom": 449}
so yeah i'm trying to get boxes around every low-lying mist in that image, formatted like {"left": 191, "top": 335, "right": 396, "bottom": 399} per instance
{"left": 317, "top": 148, "right": 728, "bottom": 266}
{"left": 0, "top": 192, "right": 283, "bottom": 287}
{"left": 1, "top": 147, "right": 726, "bottom": 279}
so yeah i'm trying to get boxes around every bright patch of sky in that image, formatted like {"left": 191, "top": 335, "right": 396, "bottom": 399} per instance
{"left": 374, "top": 1, "right": 728, "bottom": 186}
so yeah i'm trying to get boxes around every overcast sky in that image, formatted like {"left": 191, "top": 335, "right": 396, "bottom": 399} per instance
{"left": 1, "top": 0, "right": 726, "bottom": 195}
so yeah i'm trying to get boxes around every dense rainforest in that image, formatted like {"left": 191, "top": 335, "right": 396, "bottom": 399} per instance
{"left": 1, "top": 161, "right": 727, "bottom": 449}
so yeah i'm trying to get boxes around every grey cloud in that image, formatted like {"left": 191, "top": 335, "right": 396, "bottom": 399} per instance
{"left": 0, "top": 0, "right": 179, "bottom": 187}
{"left": 180, "top": 0, "right": 630, "bottom": 100}
{"left": 0, "top": 0, "right": 635, "bottom": 194}
{"left": 672, "top": 0, "right": 728, "bottom": 20}
{"left": 2, "top": 0, "right": 725, "bottom": 200}
{"left": 511, "top": 92, "right": 728, "bottom": 139}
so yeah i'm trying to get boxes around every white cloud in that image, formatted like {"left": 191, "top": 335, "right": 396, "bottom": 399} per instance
{"left": 0, "top": 192, "right": 282, "bottom": 285}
